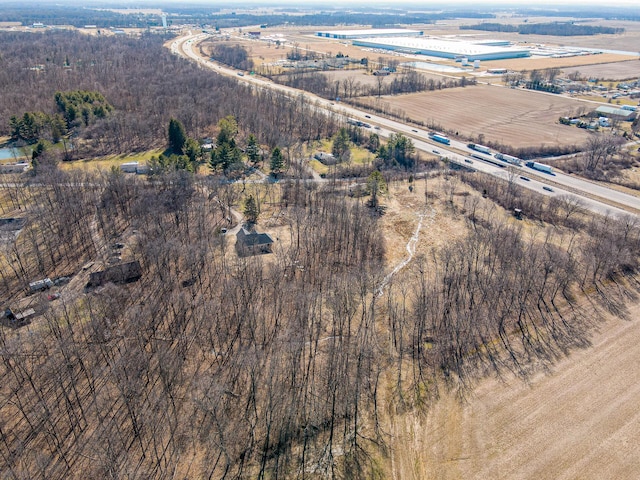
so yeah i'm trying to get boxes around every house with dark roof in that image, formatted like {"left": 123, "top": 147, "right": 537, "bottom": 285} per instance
{"left": 236, "top": 226, "right": 274, "bottom": 256}
{"left": 314, "top": 152, "right": 337, "bottom": 165}
{"left": 86, "top": 260, "right": 142, "bottom": 288}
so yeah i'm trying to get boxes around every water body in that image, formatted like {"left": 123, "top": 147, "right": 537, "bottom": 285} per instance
{"left": 402, "top": 61, "right": 471, "bottom": 73}
{"left": 0, "top": 147, "right": 28, "bottom": 161}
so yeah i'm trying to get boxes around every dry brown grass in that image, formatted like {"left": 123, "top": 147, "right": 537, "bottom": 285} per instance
{"left": 562, "top": 60, "right": 640, "bottom": 81}
{"left": 482, "top": 53, "right": 637, "bottom": 72}
{"left": 359, "top": 84, "right": 593, "bottom": 148}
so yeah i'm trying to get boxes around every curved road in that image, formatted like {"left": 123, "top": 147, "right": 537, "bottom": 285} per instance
{"left": 171, "top": 33, "right": 640, "bottom": 217}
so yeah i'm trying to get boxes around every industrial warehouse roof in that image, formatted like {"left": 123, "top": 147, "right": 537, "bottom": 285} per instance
{"left": 352, "top": 37, "right": 530, "bottom": 61}
{"left": 316, "top": 28, "right": 423, "bottom": 39}
{"left": 595, "top": 105, "right": 636, "bottom": 119}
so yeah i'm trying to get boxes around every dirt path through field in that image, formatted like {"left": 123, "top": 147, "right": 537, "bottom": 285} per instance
{"left": 389, "top": 303, "right": 640, "bottom": 480}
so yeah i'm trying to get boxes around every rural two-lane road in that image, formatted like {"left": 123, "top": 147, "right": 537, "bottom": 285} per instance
{"left": 171, "top": 33, "right": 640, "bottom": 217}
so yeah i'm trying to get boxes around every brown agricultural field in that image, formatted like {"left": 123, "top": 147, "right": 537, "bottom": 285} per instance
{"left": 360, "top": 84, "right": 594, "bottom": 148}
{"left": 482, "top": 53, "right": 638, "bottom": 73}
{"left": 386, "top": 300, "right": 640, "bottom": 480}
{"left": 562, "top": 60, "right": 640, "bottom": 81}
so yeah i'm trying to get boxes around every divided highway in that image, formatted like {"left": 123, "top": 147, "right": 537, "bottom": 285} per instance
{"left": 171, "top": 33, "right": 640, "bottom": 217}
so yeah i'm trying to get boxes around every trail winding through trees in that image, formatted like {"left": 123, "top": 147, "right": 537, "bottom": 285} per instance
{"left": 377, "top": 206, "right": 435, "bottom": 297}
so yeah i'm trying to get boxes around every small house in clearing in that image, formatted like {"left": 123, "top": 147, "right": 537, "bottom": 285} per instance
{"left": 236, "top": 226, "right": 274, "bottom": 256}
{"left": 314, "top": 152, "right": 337, "bottom": 165}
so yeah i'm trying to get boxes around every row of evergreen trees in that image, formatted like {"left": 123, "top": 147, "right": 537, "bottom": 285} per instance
{"left": 151, "top": 116, "right": 285, "bottom": 176}
{"left": 9, "top": 90, "right": 113, "bottom": 145}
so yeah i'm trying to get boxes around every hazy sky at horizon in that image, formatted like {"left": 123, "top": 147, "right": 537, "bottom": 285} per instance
{"left": 2, "top": 0, "right": 639, "bottom": 6}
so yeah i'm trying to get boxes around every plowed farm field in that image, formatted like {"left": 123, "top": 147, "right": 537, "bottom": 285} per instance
{"left": 364, "top": 84, "right": 594, "bottom": 148}
{"left": 387, "top": 300, "right": 640, "bottom": 480}
{"left": 562, "top": 60, "right": 640, "bottom": 81}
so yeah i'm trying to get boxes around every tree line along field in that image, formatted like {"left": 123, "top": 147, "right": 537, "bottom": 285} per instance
{"left": 2, "top": 28, "right": 640, "bottom": 480}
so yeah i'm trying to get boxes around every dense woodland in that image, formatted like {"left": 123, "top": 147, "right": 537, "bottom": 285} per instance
{"left": 0, "top": 31, "right": 340, "bottom": 157}
{"left": 2, "top": 161, "right": 640, "bottom": 479}
{"left": 2, "top": 28, "right": 640, "bottom": 480}
{"left": 0, "top": 5, "right": 492, "bottom": 30}
{"left": 460, "top": 22, "right": 624, "bottom": 36}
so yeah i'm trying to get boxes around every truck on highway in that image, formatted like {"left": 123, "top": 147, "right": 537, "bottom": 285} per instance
{"left": 471, "top": 152, "right": 506, "bottom": 168}
{"left": 495, "top": 152, "right": 522, "bottom": 166}
{"left": 526, "top": 161, "right": 553, "bottom": 174}
{"left": 429, "top": 133, "right": 451, "bottom": 145}
{"left": 468, "top": 143, "right": 491, "bottom": 154}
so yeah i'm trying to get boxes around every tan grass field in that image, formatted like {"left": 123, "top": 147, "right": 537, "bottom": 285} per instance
{"left": 562, "top": 60, "right": 640, "bottom": 81}
{"left": 58, "top": 149, "right": 163, "bottom": 172}
{"left": 483, "top": 53, "right": 638, "bottom": 73}
{"left": 386, "top": 299, "right": 640, "bottom": 480}
{"left": 361, "top": 84, "right": 593, "bottom": 148}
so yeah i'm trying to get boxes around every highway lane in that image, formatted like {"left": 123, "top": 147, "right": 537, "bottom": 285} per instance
{"left": 172, "top": 33, "right": 639, "bottom": 217}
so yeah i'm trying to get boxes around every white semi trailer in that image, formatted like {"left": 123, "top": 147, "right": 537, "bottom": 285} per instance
{"left": 526, "top": 161, "right": 553, "bottom": 174}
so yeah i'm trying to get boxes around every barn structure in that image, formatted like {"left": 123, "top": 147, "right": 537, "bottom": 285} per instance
{"left": 594, "top": 105, "right": 636, "bottom": 121}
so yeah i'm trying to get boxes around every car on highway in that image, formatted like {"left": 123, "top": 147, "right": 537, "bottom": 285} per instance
{"left": 374, "top": 126, "right": 381, "bottom": 130}
{"left": 520, "top": 176, "right": 530, "bottom": 181}
{"left": 412, "top": 129, "right": 418, "bottom": 133}
{"left": 543, "top": 186, "right": 554, "bottom": 192}
{"left": 432, "top": 149, "right": 440, "bottom": 154}
{"left": 464, "top": 158, "right": 473, "bottom": 164}
{"left": 365, "top": 115, "right": 371, "bottom": 118}
{"left": 237, "top": 72, "right": 244, "bottom": 76}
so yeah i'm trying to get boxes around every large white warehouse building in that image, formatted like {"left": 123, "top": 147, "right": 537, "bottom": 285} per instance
{"left": 353, "top": 37, "right": 530, "bottom": 61}
{"left": 316, "top": 28, "right": 423, "bottom": 39}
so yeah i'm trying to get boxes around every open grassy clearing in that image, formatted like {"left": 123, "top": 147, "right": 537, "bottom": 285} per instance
{"left": 58, "top": 148, "right": 164, "bottom": 171}
{"left": 359, "top": 84, "right": 593, "bottom": 148}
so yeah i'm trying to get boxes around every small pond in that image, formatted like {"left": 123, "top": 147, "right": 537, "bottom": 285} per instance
{"left": 0, "top": 147, "right": 29, "bottom": 161}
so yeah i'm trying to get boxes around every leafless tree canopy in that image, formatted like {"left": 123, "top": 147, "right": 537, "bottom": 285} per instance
{"left": 2, "top": 30, "right": 640, "bottom": 480}
{"left": 0, "top": 31, "right": 341, "bottom": 156}
{"left": 3, "top": 166, "right": 640, "bottom": 478}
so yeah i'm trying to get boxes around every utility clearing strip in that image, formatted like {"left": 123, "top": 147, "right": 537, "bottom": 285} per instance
{"left": 377, "top": 207, "right": 435, "bottom": 297}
